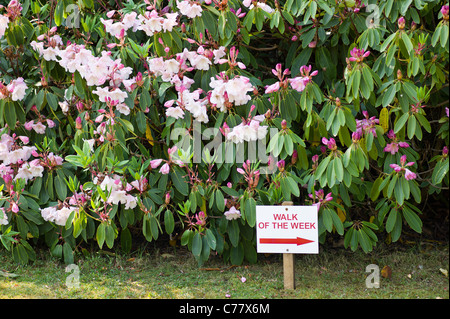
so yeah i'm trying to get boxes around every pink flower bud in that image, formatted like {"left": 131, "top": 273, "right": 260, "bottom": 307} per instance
{"left": 150, "top": 159, "right": 163, "bottom": 169}
{"left": 46, "top": 119, "right": 55, "bottom": 128}
{"left": 277, "top": 160, "right": 285, "bottom": 171}
{"left": 398, "top": 16, "right": 406, "bottom": 29}
{"left": 159, "top": 163, "right": 170, "bottom": 175}
{"left": 11, "top": 202, "right": 19, "bottom": 213}
{"left": 18, "top": 136, "right": 29, "bottom": 144}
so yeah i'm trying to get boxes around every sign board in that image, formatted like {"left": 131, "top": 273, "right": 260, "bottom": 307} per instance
{"left": 256, "top": 205, "right": 319, "bottom": 254}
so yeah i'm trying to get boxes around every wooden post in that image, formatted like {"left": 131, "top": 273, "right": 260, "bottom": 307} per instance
{"left": 281, "top": 201, "right": 295, "bottom": 289}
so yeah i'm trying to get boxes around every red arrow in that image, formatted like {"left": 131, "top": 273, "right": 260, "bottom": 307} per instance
{"left": 259, "top": 237, "right": 314, "bottom": 246}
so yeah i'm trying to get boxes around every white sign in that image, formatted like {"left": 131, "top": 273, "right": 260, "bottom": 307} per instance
{"left": 256, "top": 205, "right": 319, "bottom": 254}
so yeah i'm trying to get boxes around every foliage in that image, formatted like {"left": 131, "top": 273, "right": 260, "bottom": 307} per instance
{"left": 0, "top": 0, "right": 448, "bottom": 265}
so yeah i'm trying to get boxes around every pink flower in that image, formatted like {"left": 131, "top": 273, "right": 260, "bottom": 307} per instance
{"left": 441, "top": 5, "right": 450, "bottom": 17}
{"left": 404, "top": 169, "right": 417, "bottom": 181}
{"left": 11, "top": 202, "right": 19, "bottom": 213}
{"left": 264, "top": 81, "right": 280, "bottom": 94}
{"left": 18, "top": 136, "right": 29, "bottom": 144}
{"left": 308, "top": 189, "right": 333, "bottom": 210}
{"left": 195, "top": 211, "right": 206, "bottom": 226}
{"left": 322, "top": 137, "right": 337, "bottom": 151}
{"left": 289, "top": 76, "right": 307, "bottom": 92}
{"left": 390, "top": 155, "right": 417, "bottom": 180}
{"left": 240, "top": 277, "right": 247, "bottom": 283}
{"left": 159, "top": 163, "right": 170, "bottom": 174}
{"left": 348, "top": 47, "right": 370, "bottom": 63}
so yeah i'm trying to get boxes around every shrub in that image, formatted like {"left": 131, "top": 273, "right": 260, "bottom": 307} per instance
{"left": 0, "top": 0, "right": 448, "bottom": 265}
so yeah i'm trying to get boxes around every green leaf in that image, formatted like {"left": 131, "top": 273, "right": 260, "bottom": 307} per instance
{"left": 322, "top": 208, "right": 333, "bottom": 233}
{"left": 228, "top": 220, "right": 240, "bottom": 247}
{"left": 205, "top": 229, "right": 217, "bottom": 250}
{"left": 192, "top": 233, "right": 202, "bottom": 257}
{"left": 402, "top": 207, "right": 422, "bottom": 234}
{"left": 382, "top": 84, "right": 397, "bottom": 107}
{"left": 357, "top": 229, "right": 372, "bottom": 253}
{"left": 170, "top": 167, "right": 188, "bottom": 196}
{"left": 394, "top": 113, "right": 409, "bottom": 133}
{"left": 54, "top": 0, "right": 64, "bottom": 26}
{"left": 63, "top": 242, "right": 74, "bottom": 264}
{"left": 440, "top": 24, "right": 449, "bottom": 48}
{"left": 407, "top": 115, "right": 417, "bottom": 139}
{"left": 215, "top": 189, "right": 225, "bottom": 212}
{"left": 386, "top": 209, "right": 397, "bottom": 233}
{"left": 351, "top": 69, "right": 361, "bottom": 99}
{"left": 245, "top": 197, "right": 257, "bottom": 227}
{"left": 315, "top": 155, "right": 331, "bottom": 179}
{"left": 334, "top": 157, "right": 344, "bottom": 182}
{"left": 96, "top": 223, "right": 106, "bottom": 249}
{"left": 164, "top": 210, "right": 174, "bottom": 234}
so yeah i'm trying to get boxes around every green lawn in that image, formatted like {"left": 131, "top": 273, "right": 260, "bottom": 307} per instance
{"left": 0, "top": 243, "right": 448, "bottom": 299}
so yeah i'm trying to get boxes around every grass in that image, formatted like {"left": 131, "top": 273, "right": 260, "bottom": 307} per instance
{"left": 0, "top": 242, "right": 448, "bottom": 299}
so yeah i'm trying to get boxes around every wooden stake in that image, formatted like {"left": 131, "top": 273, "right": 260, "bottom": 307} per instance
{"left": 281, "top": 201, "right": 295, "bottom": 290}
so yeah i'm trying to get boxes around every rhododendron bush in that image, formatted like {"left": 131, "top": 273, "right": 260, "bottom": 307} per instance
{"left": 0, "top": 0, "right": 448, "bottom": 265}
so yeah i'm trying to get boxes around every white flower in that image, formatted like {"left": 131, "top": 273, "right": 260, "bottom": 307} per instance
{"left": 15, "top": 165, "right": 34, "bottom": 182}
{"left": 177, "top": 0, "right": 202, "bottom": 18}
{"left": 0, "top": 14, "right": 9, "bottom": 38}
{"left": 125, "top": 195, "right": 137, "bottom": 209}
{"left": 213, "top": 46, "right": 226, "bottom": 64}
{"left": 40, "top": 206, "right": 58, "bottom": 223}
{"left": 54, "top": 207, "right": 76, "bottom": 226}
{"left": 32, "top": 122, "right": 47, "bottom": 134}
{"left": 59, "top": 101, "right": 69, "bottom": 115}
{"left": 224, "top": 206, "right": 241, "bottom": 220}
{"left": 0, "top": 209, "right": 8, "bottom": 225}
{"left": 190, "top": 54, "right": 211, "bottom": 70}
{"left": 107, "top": 190, "right": 128, "bottom": 205}
{"left": 116, "top": 103, "right": 130, "bottom": 115}
{"left": 166, "top": 106, "right": 185, "bottom": 119}
{"left": 7, "top": 77, "right": 28, "bottom": 101}
{"left": 42, "top": 47, "right": 60, "bottom": 61}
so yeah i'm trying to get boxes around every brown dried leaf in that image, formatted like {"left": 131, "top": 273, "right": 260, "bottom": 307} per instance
{"left": 381, "top": 265, "right": 392, "bottom": 279}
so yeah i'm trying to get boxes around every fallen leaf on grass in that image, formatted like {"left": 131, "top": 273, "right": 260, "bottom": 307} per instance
{"left": 381, "top": 265, "right": 392, "bottom": 279}
{"left": 439, "top": 268, "right": 448, "bottom": 277}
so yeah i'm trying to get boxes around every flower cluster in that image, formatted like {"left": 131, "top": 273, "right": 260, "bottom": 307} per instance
{"left": 265, "top": 64, "right": 318, "bottom": 94}
{"left": 0, "top": 77, "right": 28, "bottom": 101}
{"left": 31, "top": 37, "right": 135, "bottom": 102}
{"left": 177, "top": 0, "right": 203, "bottom": 18}
{"left": 94, "top": 174, "right": 138, "bottom": 210}
{"left": 322, "top": 137, "right": 337, "bottom": 151}
{"left": 224, "top": 206, "right": 241, "bottom": 220}
{"left": 356, "top": 111, "right": 379, "bottom": 137}
{"left": 40, "top": 205, "right": 78, "bottom": 227}
{"left": 390, "top": 155, "right": 417, "bottom": 180}
{"left": 101, "top": 10, "right": 178, "bottom": 39}
{"left": 348, "top": 47, "right": 370, "bottom": 63}
{"left": 221, "top": 107, "right": 268, "bottom": 144}
{"left": 0, "top": 0, "right": 21, "bottom": 37}
{"left": 236, "top": 160, "right": 260, "bottom": 189}
{"left": 209, "top": 72, "right": 254, "bottom": 112}
{"left": 384, "top": 130, "right": 410, "bottom": 155}
{"left": 243, "top": 0, "right": 274, "bottom": 13}
{"left": 308, "top": 189, "right": 333, "bottom": 210}
{"left": 0, "top": 132, "right": 43, "bottom": 186}
{"left": 150, "top": 146, "right": 184, "bottom": 175}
